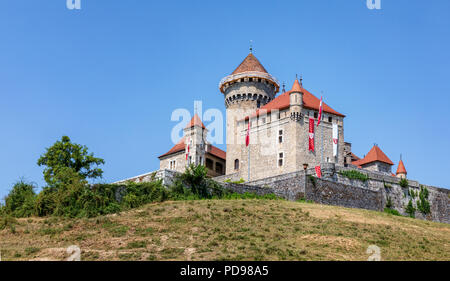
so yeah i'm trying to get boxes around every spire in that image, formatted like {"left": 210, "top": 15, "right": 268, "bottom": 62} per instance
{"left": 186, "top": 114, "right": 206, "bottom": 129}
{"left": 396, "top": 158, "right": 407, "bottom": 175}
{"left": 290, "top": 78, "right": 303, "bottom": 93}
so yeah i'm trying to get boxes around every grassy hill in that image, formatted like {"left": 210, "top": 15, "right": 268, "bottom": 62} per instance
{"left": 0, "top": 199, "right": 449, "bottom": 261}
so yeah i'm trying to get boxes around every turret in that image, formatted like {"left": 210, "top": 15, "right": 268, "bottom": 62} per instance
{"left": 396, "top": 156, "right": 407, "bottom": 179}
{"left": 289, "top": 77, "right": 304, "bottom": 121}
{"left": 183, "top": 114, "right": 208, "bottom": 166}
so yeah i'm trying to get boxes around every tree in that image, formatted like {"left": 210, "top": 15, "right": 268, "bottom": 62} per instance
{"left": 37, "top": 136, "right": 105, "bottom": 186}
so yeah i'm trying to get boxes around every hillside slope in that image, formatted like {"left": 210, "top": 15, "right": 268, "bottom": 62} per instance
{"left": 0, "top": 199, "right": 449, "bottom": 261}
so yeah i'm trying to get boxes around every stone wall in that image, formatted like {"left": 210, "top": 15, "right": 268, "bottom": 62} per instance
{"left": 305, "top": 176, "right": 383, "bottom": 211}
{"left": 114, "top": 169, "right": 179, "bottom": 186}
{"left": 216, "top": 163, "right": 449, "bottom": 224}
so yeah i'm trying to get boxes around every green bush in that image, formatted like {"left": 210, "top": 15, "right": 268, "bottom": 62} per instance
{"left": 339, "top": 170, "right": 369, "bottom": 182}
{"left": 3, "top": 180, "right": 37, "bottom": 218}
{"left": 3, "top": 164, "right": 281, "bottom": 219}
{"left": 384, "top": 208, "right": 401, "bottom": 216}
{"left": 405, "top": 199, "right": 416, "bottom": 218}
{"left": 417, "top": 186, "right": 431, "bottom": 214}
{"left": 385, "top": 196, "right": 393, "bottom": 209}
{"left": 399, "top": 178, "right": 408, "bottom": 188}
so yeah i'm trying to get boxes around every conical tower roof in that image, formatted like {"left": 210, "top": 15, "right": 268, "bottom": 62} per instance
{"left": 185, "top": 114, "right": 205, "bottom": 129}
{"left": 290, "top": 79, "right": 303, "bottom": 93}
{"left": 231, "top": 53, "right": 268, "bottom": 75}
{"left": 396, "top": 159, "right": 407, "bottom": 175}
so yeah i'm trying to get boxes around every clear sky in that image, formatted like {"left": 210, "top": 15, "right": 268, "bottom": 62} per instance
{"left": 1, "top": 0, "right": 449, "bottom": 200}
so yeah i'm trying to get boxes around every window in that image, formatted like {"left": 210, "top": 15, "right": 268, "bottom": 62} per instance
{"left": 234, "top": 159, "right": 240, "bottom": 170}
{"left": 215, "top": 162, "right": 223, "bottom": 174}
{"left": 278, "top": 112, "right": 281, "bottom": 119}
{"left": 278, "top": 153, "right": 284, "bottom": 167}
{"left": 328, "top": 116, "right": 332, "bottom": 123}
{"left": 169, "top": 160, "right": 176, "bottom": 170}
{"left": 206, "top": 158, "right": 214, "bottom": 169}
{"left": 261, "top": 117, "right": 266, "bottom": 124}
{"left": 314, "top": 112, "right": 318, "bottom": 118}
{"left": 278, "top": 130, "right": 283, "bottom": 143}
{"left": 257, "top": 100, "right": 261, "bottom": 108}
{"left": 249, "top": 78, "right": 253, "bottom": 82}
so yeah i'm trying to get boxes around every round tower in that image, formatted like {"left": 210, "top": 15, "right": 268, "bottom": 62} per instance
{"left": 219, "top": 52, "right": 279, "bottom": 175}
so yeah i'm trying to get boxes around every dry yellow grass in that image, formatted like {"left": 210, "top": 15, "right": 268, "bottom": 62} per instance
{"left": 0, "top": 199, "right": 449, "bottom": 261}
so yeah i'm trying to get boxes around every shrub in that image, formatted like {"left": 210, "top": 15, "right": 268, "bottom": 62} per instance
{"left": 385, "top": 196, "right": 393, "bottom": 209}
{"left": 176, "top": 164, "right": 226, "bottom": 198}
{"left": 384, "top": 208, "right": 401, "bottom": 216}
{"left": 417, "top": 186, "right": 431, "bottom": 214}
{"left": 399, "top": 178, "right": 408, "bottom": 188}
{"left": 405, "top": 199, "right": 416, "bottom": 218}
{"left": 3, "top": 180, "right": 37, "bottom": 217}
{"left": 339, "top": 170, "right": 368, "bottom": 182}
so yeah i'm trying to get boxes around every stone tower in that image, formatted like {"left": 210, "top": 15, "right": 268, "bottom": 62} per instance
{"left": 219, "top": 52, "right": 279, "bottom": 175}
{"left": 183, "top": 114, "right": 208, "bottom": 166}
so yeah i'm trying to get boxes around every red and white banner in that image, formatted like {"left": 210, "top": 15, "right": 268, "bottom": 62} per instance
{"left": 186, "top": 138, "right": 190, "bottom": 160}
{"left": 315, "top": 166, "right": 322, "bottom": 178}
{"left": 245, "top": 121, "right": 250, "bottom": 147}
{"left": 317, "top": 96, "right": 323, "bottom": 127}
{"left": 332, "top": 123, "right": 338, "bottom": 157}
{"left": 309, "top": 118, "right": 315, "bottom": 152}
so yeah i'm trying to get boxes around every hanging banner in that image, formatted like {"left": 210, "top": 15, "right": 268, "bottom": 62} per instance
{"left": 315, "top": 166, "right": 322, "bottom": 178}
{"left": 332, "top": 123, "right": 338, "bottom": 157}
{"left": 309, "top": 118, "right": 315, "bottom": 152}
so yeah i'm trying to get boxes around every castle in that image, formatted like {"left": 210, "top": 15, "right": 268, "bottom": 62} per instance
{"left": 157, "top": 51, "right": 407, "bottom": 181}
{"left": 116, "top": 51, "right": 449, "bottom": 224}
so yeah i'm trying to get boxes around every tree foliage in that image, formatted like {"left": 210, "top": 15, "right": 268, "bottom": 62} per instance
{"left": 3, "top": 180, "right": 36, "bottom": 217}
{"left": 37, "top": 136, "right": 105, "bottom": 186}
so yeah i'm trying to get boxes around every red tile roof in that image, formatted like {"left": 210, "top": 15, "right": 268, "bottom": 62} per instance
{"left": 350, "top": 152, "right": 360, "bottom": 161}
{"left": 244, "top": 84, "right": 344, "bottom": 120}
{"left": 396, "top": 159, "right": 407, "bottom": 175}
{"left": 232, "top": 53, "right": 268, "bottom": 75}
{"left": 158, "top": 137, "right": 186, "bottom": 158}
{"left": 158, "top": 138, "right": 226, "bottom": 161}
{"left": 186, "top": 114, "right": 205, "bottom": 129}
{"left": 208, "top": 145, "right": 226, "bottom": 160}
{"left": 353, "top": 145, "right": 394, "bottom": 166}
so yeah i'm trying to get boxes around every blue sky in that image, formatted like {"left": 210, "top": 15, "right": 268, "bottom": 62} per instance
{"left": 1, "top": 0, "right": 449, "bottom": 200}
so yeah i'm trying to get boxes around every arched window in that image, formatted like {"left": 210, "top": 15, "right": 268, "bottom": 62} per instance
{"left": 234, "top": 159, "right": 239, "bottom": 170}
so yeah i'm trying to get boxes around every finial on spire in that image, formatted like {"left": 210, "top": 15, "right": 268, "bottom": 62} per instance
{"left": 249, "top": 40, "right": 253, "bottom": 53}
{"left": 300, "top": 74, "right": 303, "bottom": 87}
{"left": 400, "top": 153, "right": 402, "bottom": 161}
{"left": 282, "top": 81, "right": 286, "bottom": 93}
